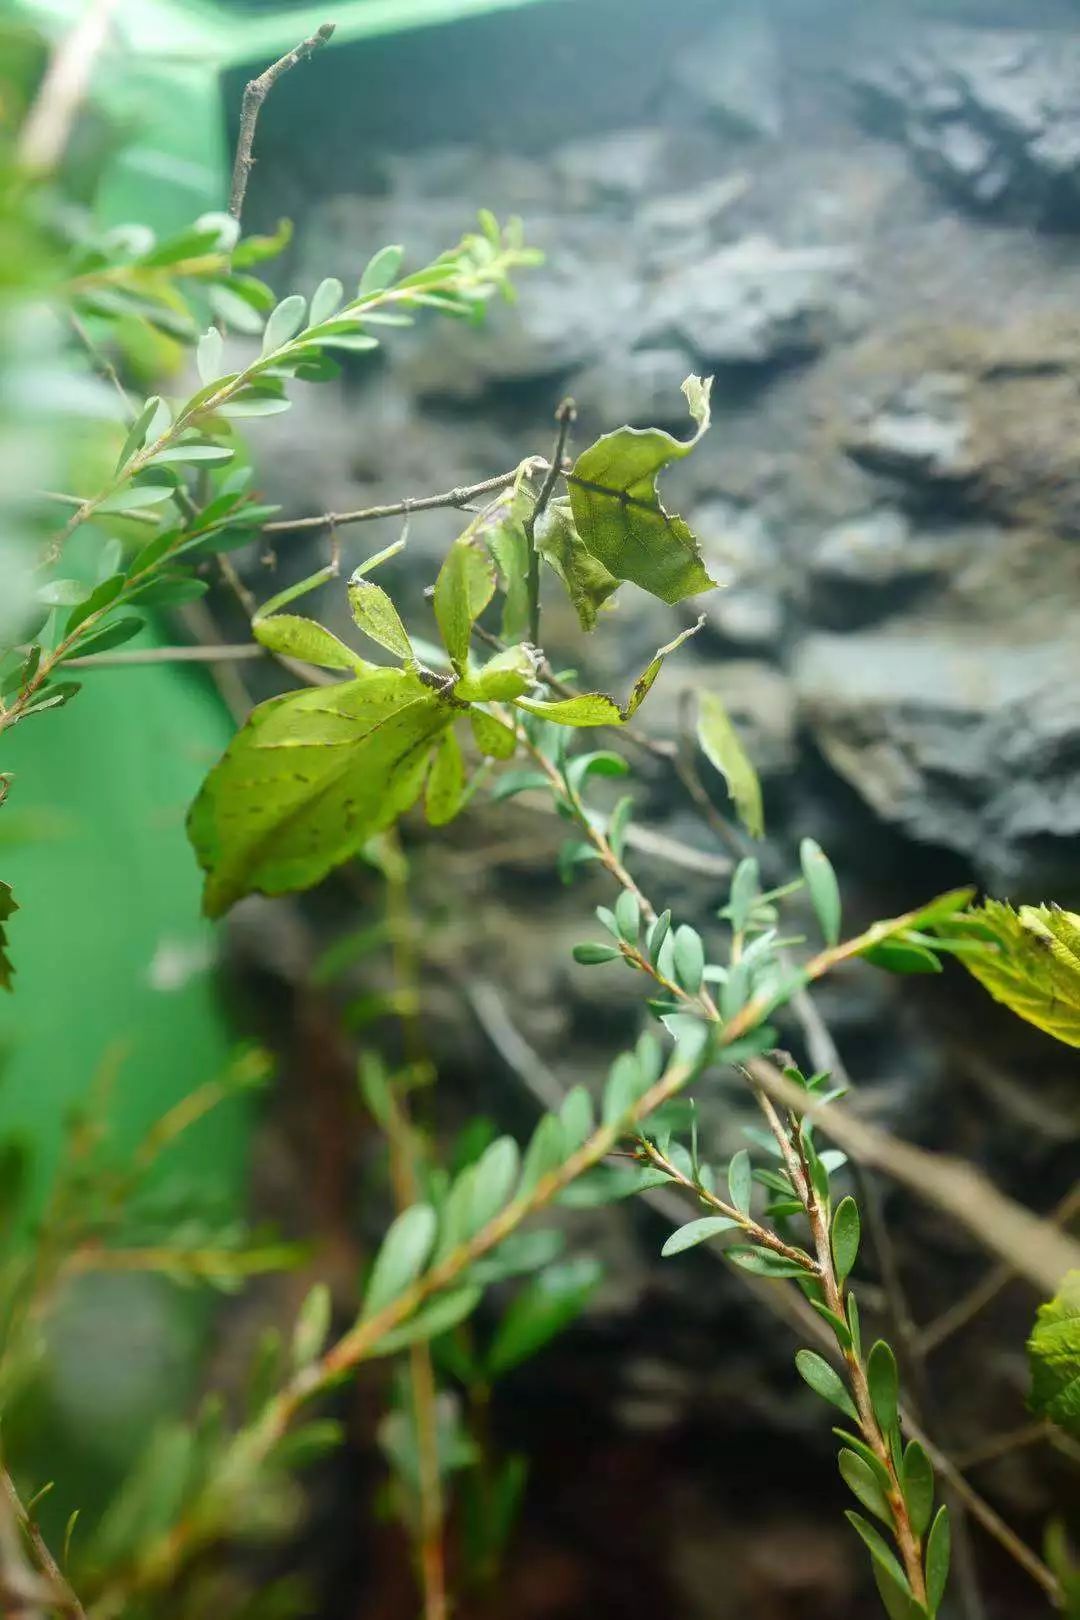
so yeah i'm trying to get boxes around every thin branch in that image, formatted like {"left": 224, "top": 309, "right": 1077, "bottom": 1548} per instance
{"left": 902, "top": 1413, "right": 1060, "bottom": 1604}
{"left": 68, "top": 312, "right": 134, "bottom": 422}
{"left": 228, "top": 24, "right": 336, "bottom": 221}
{"left": 263, "top": 464, "right": 540, "bottom": 536}
{"left": 0, "top": 1468, "right": 86, "bottom": 1620}
{"left": 523, "top": 399, "right": 576, "bottom": 645}
{"left": 63, "top": 643, "right": 263, "bottom": 668}
{"left": 17, "top": 0, "right": 118, "bottom": 175}
{"left": 917, "top": 1180, "right": 1080, "bottom": 1355}
{"left": 744, "top": 1057, "right": 1080, "bottom": 1297}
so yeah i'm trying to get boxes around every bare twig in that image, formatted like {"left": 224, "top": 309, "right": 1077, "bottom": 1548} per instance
{"left": 17, "top": 0, "right": 119, "bottom": 175}
{"left": 917, "top": 1180, "right": 1080, "bottom": 1355}
{"left": 264, "top": 465, "right": 541, "bottom": 537}
{"left": 523, "top": 399, "right": 576, "bottom": 645}
{"left": 63, "top": 643, "right": 263, "bottom": 668}
{"left": 228, "top": 24, "right": 336, "bottom": 221}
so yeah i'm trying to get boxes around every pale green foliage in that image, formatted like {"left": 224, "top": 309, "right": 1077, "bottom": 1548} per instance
{"left": 696, "top": 690, "right": 764, "bottom": 839}
{"left": 949, "top": 900, "right": 1080, "bottom": 1047}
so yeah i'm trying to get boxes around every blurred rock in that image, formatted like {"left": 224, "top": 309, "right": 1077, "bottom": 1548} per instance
{"left": 670, "top": 5, "right": 785, "bottom": 140}
{"left": 853, "top": 27, "right": 1080, "bottom": 223}
{"left": 642, "top": 237, "right": 863, "bottom": 365}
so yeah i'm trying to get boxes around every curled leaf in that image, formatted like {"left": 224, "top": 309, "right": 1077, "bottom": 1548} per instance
{"left": 514, "top": 621, "right": 701, "bottom": 729}
{"left": 567, "top": 375, "right": 716, "bottom": 605}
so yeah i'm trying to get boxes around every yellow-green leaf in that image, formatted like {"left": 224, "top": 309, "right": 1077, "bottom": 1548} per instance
{"left": 0, "top": 880, "right": 17, "bottom": 992}
{"left": 188, "top": 668, "right": 455, "bottom": 916}
{"left": 425, "top": 727, "right": 468, "bottom": 826}
{"left": 347, "top": 576, "right": 414, "bottom": 663}
{"left": 470, "top": 708, "right": 517, "bottom": 759}
{"left": 434, "top": 509, "right": 499, "bottom": 667}
{"left": 696, "top": 690, "right": 764, "bottom": 839}
{"left": 949, "top": 900, "right": 1080, "bottom": 1047}
{"left": 253, "top": 613, "right": 369, "bottom": 672}
{"left": 1029, "top": 1269, "right": 1080, "bottom": 1435}
{"left": 535, "top": 497, "right": 619, "bottom": 631}
{"left": 514, "top": 622, "right": 700, "bottom": 729}
{"left": 567, "top": 375, "right": 717, "bottom": 606}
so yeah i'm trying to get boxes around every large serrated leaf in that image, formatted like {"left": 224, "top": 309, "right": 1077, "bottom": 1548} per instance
{"left": 187, "top": 668, "right": 455, "bottom": 916}
{"left": 1029, "top": 1269, "right": 1080, "bottom": 1435}
{"left": 567, "top": 375, "right": 716, "bottom": 605}
{"left": 535, "top": 497, "right": 619, "bottom": 632}
{"left": 949, "top": 900, "right": 1080, "bottom": 1047}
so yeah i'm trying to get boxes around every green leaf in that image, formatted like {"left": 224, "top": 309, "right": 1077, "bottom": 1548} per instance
{"left": 697, "top": 691, "right": 764, "bottom": 840}
{"left": 661, "top": 1216, "right": 739, "bottom": 1257}
{"left": 948, "top": 900, "right": 1080, "bottom": 1047}
{"left": 115, "top": 395, "right": 161, "bottom": 471}
{"left": 126, "top": 576, "right": 207, "bottom": 608}
{"left": 0, "top": 880, "right": 18, "bottom": 992}
{"left": 434, "top": 521, "right": 497, "bottom": 667}
{"left": 673, "top": 924, "right": 705, "bottom": 994}
{"left": 218, "top": 392, "right": 291, "bottom": 418}
{"left": 254, "top": 613, "right": 369, "bottom": 672}
{"left": 614, "top": 890, "right": 640, "bottom": 945}
{"left": 61, "top": 617, "right": 143, "bottom": 660}
{"left": 372, "top": 1285, "right": 482, "bottom": 1356}
{"left": 470, "top": 708, "right": 517, "bottom": 759}
{"left": 362, "top": 1204, "right": 437, "bottom": 1318}
{"left": 559, "top": 1086, "right": 594, "bottom": 1150}
{"left": 844, "top": 1511, "right": 911, "bottom": 1596}
{"left": 601, "top": 1051, "right": 642, "bottom": 1125}
{"left": 470, "top": 1137, "right": 521, "bottom": 1232}
{"left": 486, "top": 1258, "right": 602, "bottom": 1377}
{"left": 728, "top": 1247, "right": 809, "bottom": 1278}
{"left": 261, "top": 294, "right": 307, "bottom": 354}
{"left": 862, "top": 939, "right": 943, "bottom": 975}
{"left": 794, "top": 1349, "right": 858, "bottom": 1421}
{"left": 867, "top": 1340, "right": 899, "bottom": 1436}
{"left": 187, "top": 668, "right": 456, "bottom": 916}
{"left": 358, "top": 244, "right": 404, "bottom": 296}
{"left": 146, "top": 443, "right": 234, "bottom": 467}
{"left": 925, "top": 1505, "right": 951, "bottom": 1614}
{"left": 456, "top": 643, "right": 536, "bottom": 702}
{"left": 517, "top": 1114, "right": 565, "bottom": 1199}
{"left": 346, "top": 576, "right": 414, "bottom": 662}
{"left": 196, "top": 328, "right": 224, "bottom": 385}
{"left": 426, "top": 728, "right": 468, "bottom": 826}
{"left": 37, "top": 578, "right": 90, "bottom": 607}
{"left": 514, "top": 622, "right": 700, "bottom": 729}
{"left": 535, "top": 497, "right": 619, "bottom": 631}
{"left": 872, "top": 1561, "right": 926, "bottom": 1620}
{"left": 572, "top": 942, "right": 622, "bottom": 966}
{"left": 97, "top": 484, "right": 175, "bottom": 515}
{"left": 831, "top": 1196, "right": 860, "bottom": 1282}
{"left": 567, "top": 375, "right": 716, "bottom": 605}
{"left": 292, "top": 1283, "right": 332, "bottom": 1368}
{"left": 647, "top": 910, "right": 672, "bottom": 965}
{"left": 309, "top": 276, "right": 344, "bottom": 326}
{"left": 839, "top": 1448, "right": 891, "bottom": 1525}
{"left": 902, "top": 1440, "right": 934, "bottom": 1539}
{"left": 801, "top": 838, "right": 841, "bottom": 947}
{"left": 1029, "top": 1269, "right": 1080, "bottom": 1434}
{"left": 727, "top": 1148, "right": 752, "bottom": 1216}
